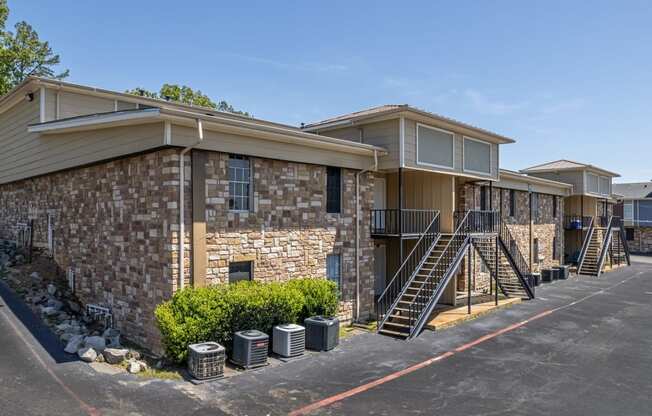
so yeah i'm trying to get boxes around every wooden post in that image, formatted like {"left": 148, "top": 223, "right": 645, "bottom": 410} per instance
{"left": 191, "top": 150, "right": 207, "bottom": 287}
{"left": 398, "top": 168, "right": 403, "bottom": 263}
{"left": 495, "top": 235, "right": 499, "bottom": 306}
{"left": 468, "top": 245, "right": 472, "bottom": 314}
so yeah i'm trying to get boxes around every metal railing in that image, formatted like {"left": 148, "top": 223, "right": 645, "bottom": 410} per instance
{"left": 596, "top": 216, "right": 610, "bottom": 228}
{"left": 376, "top": 212, "right": 440, "bottom": 328}
{"left": 370, "top": 209, "right": 439, "bottom": 236}
{"left": 577, "top": 216, "right": 595, "bottom": 270}
{"left": 618, "top": 218, "right": 632, "bottom": 265}
{"left": 596, "top": 216, "right": 615, "bottom": 276}
{"left": 455, "top": 210, "right": 500, "bottom": 234}
{"left": 406, "top": 211, "right": 472, "bottom": 339}
{"left": 564, "top": 215, "right": 593, "bottom": 230}
{"left": 499, "top": 222, "right": 535, "bottom": 299}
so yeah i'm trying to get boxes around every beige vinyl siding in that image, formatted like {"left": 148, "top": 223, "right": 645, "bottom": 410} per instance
{"left": 323, "top": 119, "right": 399, "bottom": 170}
{"left": 0, "top": 94, "right": 164, "bottom": 184}
{"left": 405, "top": 118, "right": 498, "bottom": 180}
{"left": 117, "top": 101, "right": 138, "bottom": 111}
{"left": 58, "top": 91, "right": 116, "bottom": 119}
{"left": 172, "top": 125, "right": 373, "bottom": 170}
{"left": 44, "top": 88, "right": 57, "bottom": 121}
{"left": 527, "top": 171, "right": 583, "bottom": 195}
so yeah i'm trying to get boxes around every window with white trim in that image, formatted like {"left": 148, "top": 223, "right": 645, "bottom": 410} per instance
{"left": 463, "top": 137, "right": 491, "bottom": 174}
{"left": 599, "top": 176, "right": 610, "bottom": 195}
{"left": 326, "top": 254, "right": 341, "bottom": 287}
{"left": 417, "top": 124, "right": 454, "bottom": 168}
{"left": 587, "top": 173, "right": 599, "bottom": 194}
{"left": 229, "top": 155, "right": 251, "bottom": 211}
{"left": 624, "top": 201, "right": 633, "bottom": 221}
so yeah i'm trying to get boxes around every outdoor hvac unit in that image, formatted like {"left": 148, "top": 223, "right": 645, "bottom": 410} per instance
{"left": 541, "top": 269, "right": 553, "bottom": 283}
{"left": 556, "top": 265, "right": 570, "bottom": 280}
{"left": 550, "top": 268, "right": 560, "bottom": 280}
{"left": 187, "top": 342, "right": 225, "bottom": 380}
{"left": 304, "top": 316, "right": 339, "bottom": 351}
{"left": 273, "top": 324, "right": 305, "bottom": 358}
{"left": 232, "top": 330, "right": 269, "bottom": 369}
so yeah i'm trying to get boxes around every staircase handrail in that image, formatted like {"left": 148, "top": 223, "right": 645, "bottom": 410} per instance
{"left": 596, "top": 216, "right": 615, "bottom": 276}
{"left": 577, "top": 216, "right": 595, "bottom": 271}
{"left": 406, "top": 211, "right": 472, "bottom": 339}
{"left": 498, "top": 223, "right": 535, "bottom": 299}
{"left": 376, "top": 211, "right": 441, "bottom": 328}
{"left": 618, "top": 218, "right": 631, "bottom": 265}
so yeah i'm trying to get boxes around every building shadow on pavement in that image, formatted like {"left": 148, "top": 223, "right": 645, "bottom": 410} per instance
{"left": 0, "top": 280, "right": 78, "bottom": 364}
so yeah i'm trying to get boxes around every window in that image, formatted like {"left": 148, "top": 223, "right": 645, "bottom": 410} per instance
{"left": 463, "top": 137, "right": 491, "bottom": 174}
{"left": 417, "top": 124, "right": 454, "bottom": 168}
{"left": 639, "top": 200, "right": 652, "bottom": 226}
{"left": 587, "top": 173, "right": 599, "bottom": 194}
{"left": 229, "top": 261, "right": 252, "bottom": 283}
{"left": 599, "top": 176, "right": 610, "bottom": 196}
{"left": 533, "top": 238, "right": 540, "bottom": 264}
{"left": 326, "top": 167, "right": 341, "bottom": 214}
{"left": 553, "top": 195, "right": 558, "bottom": 219}
{"left": 326, "top": 254, "right": 341, "bottom": 287}
{"left": 624, "top": 201, "right": 633, "bottom": 221}
{"left": 509, "top": 189, "right": 516, "bottom": 217}
{"left": 229, "top": 155, "right": 251, "bottom": 211}
{"left": 480, "top": 186, "right": 488, "bottom": 211}
{"left": 626, "top": 228, "right": 634, "bottom": 241}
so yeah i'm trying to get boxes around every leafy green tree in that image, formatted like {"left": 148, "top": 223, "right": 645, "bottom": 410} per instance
{"left": 126, "top": 84, "right": 249, "bottom": 116}
{"left": 0, "top": 0, "right": 69, "bottom": 95}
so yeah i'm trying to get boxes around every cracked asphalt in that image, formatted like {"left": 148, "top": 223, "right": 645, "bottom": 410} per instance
{"left": 2, "top": 258, "right": 651, "bottom": 415}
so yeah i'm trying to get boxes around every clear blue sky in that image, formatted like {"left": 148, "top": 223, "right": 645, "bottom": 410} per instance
{"left": 9, "top": 1, "right": 652, "bottom": 182}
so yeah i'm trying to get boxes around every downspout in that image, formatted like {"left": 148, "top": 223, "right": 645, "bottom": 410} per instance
{"left": 178, "top": 119, "right": 204, "bottom": 290}
{"left": 355, "top": 150, "right": 378, "bottom": 322}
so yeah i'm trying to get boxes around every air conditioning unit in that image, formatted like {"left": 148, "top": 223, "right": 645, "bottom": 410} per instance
{"left": 273, "top": 324, "right": 305, "bottom": 358}
{"left": 187, "top": 342, "right": 225, "bottom": 380}
{"left": 231, "top": 330, "right": 269, "bottom": 369}
{"left": 541, "top": 269, "right": 553, "bottom": 283}
{"left": 304, "top": 316, "right": 339, "bottom": 351}
{"left": 556, "top": 265, "right": 570, "bottom": 280}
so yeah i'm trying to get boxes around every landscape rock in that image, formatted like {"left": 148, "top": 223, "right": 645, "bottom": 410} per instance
{"left": 78, "top": 347, "right": 97, "bottom": 363}
{"left": 47, "top": 283, "right": 56, "bottom": 296}
{"left": 41, "top": 306, "right": 59, "bottom": 317}
{"left": 46, "top": 298, "right": 63, "bottom": 310}
{"left": 102, "top": 348, "right": 128, "bottom": 365}
{"left": 95, "top": 353, "right": 105, "bottom": 363}
{"left": 67, "top": 301, "right": 81, "bottom": 313}
{"left": 64, "top": 335, "right": 85, "bottom": 354}
{"left": 60, "top": 333, "right": 74, "bottom": 342}
{"left": 30, "top": 272, "right": 41, "bottom": 281}
{"left": 127, "top": 361, "right": 141, "bottom": 374}
{"left": 84, "top": 336, "right": 106, "bottom": 351}
{"left": 127, "top": 350, "right": 141, "bottom": 360}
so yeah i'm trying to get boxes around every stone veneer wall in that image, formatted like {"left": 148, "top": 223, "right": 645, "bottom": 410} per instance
{"left": 631, "top": 227, "right": 652, "bottom": 254}
{"left": 0, "top": 149, "right": 181, "bottom": 350}
{"left": 456, "top": 183, "right": 564, "bottom": 292}
{"left": 195, "top": 151, "right": 375, "bottom": 322}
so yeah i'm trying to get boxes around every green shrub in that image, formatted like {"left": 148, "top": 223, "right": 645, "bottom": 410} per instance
{"left": 285, "top": 278, "right": 339, "bottom": 323}
{"left": 155, "top": 280, "right": 305, "bottom": 363}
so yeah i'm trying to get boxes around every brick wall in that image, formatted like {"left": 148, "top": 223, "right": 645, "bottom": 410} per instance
{"left": 631, "top": 227, "right": 652, "bottom": 253}
{"left": 196, "top": 152, "right": 375, "bottom": 322}
{"left": 0, "top": 149, "right": 181, "bottom": 349}
{"left": 455, "top": 184, "right": 564, "bottom": 292}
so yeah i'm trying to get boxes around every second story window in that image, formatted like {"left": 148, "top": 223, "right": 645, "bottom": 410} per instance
{"left": 509, "top": 190, "right": 516, "bottom": 217}
{"left": 326, "top": 167, "right": 341, "bottom": 214}
{"left": 229, "top": 154, "right": 251, "bottom": 211}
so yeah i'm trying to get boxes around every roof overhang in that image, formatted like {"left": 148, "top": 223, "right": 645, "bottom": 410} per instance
{"left": 28, "top": 108, "right": 162, "bottom": 134}
{"left": 25, "top": 107, "right": 388, "bottom": 158}
{"left": 488, "top": 169, "right": 573, "bottom": 196}
{"left": 303, "top": 106, "right": 516, "bottom": 145}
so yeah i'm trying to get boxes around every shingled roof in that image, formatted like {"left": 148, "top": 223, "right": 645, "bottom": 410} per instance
{"left": 613, "top": 182, "right": 652, "bottom": 199}
{"left": 520, "top": 159, "right": 620, "bottom": 177}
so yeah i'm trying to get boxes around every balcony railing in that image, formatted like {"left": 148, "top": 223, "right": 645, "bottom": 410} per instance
{"left": 454, "top": 210, "right": 500, "bottom": 234}
{"left": 564, "top": 215, "right": 593, "bottom": 230}
{"left": 370, "top": 209, "right": 439, "bottom": 236}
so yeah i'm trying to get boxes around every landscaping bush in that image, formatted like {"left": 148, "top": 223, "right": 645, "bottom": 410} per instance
{"left": 155, "top": 280, "right": 305, "bottom": 363}
{"left": 285, "top": 278, "right": 339, "bottom": 322}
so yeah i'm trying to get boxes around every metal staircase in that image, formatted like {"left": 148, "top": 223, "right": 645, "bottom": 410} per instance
{"left": 377, "top": 211, "right": 481, "bottom": 339}
{"left": 579, "top": 216, "right": 631, "bottom": 276}
{"left": 472, "top": 221, "right": 535, "bottom": 300}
